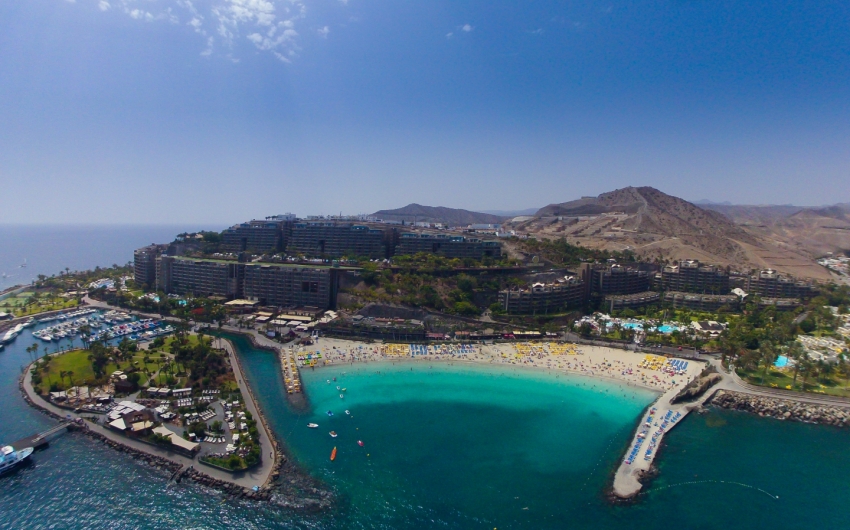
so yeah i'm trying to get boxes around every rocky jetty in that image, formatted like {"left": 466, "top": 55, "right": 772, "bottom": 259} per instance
{"left": 671, "top": 367, "right": 721, "bottom": 404}
{"left": 710, "top": 390, "right": 850, "bottom": 427}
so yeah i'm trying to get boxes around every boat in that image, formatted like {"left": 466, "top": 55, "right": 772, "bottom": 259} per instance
{"left": 329, "top": 431, "right": 338, "bottom": 438}
{"left": 345, "top": 410, "right": 350, "bottom": 415}
{"left": 336, "top": 386, "right": 340, "bottom": 390}
{"left": 339, "top": 394, "right": 344, "bottom": 399}
{"left": 330, "top": 447, "right": 337, "bottom": 461}
{"left": 0, "top": 445, "right": 33, "bottom": 475}
{"left": 1, "top": 324, "right": 25, "bottom": 344}
{"left": 307, "top": 423, "right": 319, "bottom": 428}
{"left": 357, "top": 440, "right": 364, "bottom": 447}
{"left": 22, "top": 319, "right": 36, "bottom": 328}
{"left": 326, "top": 411, "right": 334, "bottom": 417}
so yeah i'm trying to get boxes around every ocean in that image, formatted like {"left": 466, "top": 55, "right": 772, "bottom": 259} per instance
{"left": 0, "top": 224, "right": 223, "bottom": 292}
{"left": 0, "top": 226, "right": 849, "bottom": 528}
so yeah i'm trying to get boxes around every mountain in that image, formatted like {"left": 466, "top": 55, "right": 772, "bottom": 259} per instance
{"left": 371, "top": 204, "right": 506, "bottom": 226}
{"left": 694, "top": 199, "right": 733, "bottom": 206}
{"left": 506, "top": 186, "right": 835, "bottom": 280}
{"left": 479, "top": 208, "right": 540, "bottom": 217}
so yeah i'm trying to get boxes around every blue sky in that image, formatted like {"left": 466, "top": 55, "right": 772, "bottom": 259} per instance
{"left": 1, "top": 0, "right": 848, "bottom": 224}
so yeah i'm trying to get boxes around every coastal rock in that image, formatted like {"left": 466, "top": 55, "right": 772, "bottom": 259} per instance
{"left": 710, "top": 390, "right": 850, "bottom": 427}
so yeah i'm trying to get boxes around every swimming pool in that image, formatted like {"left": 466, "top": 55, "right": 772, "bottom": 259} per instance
{"left": 622, "top": 323, "right": 644, "bottom": 331}
{"left": 774, "top": 355, "right": 789, "bottom": 368}
{"left": 657, "top": 325, "right": 678, "bottom": 334}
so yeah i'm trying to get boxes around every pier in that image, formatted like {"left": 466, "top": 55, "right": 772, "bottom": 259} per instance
{"left": 10, "top": 421, "right": 74, "bottom": 451}
{"left": 280, "top": 346, "right": 302, "bottom": 394}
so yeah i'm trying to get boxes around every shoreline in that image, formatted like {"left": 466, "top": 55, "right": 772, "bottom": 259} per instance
{"left": 291, "top": 336, "right": 707, "bottom": 501}
{"left": 17, "top": 338, "right": 333, "bottom": 510}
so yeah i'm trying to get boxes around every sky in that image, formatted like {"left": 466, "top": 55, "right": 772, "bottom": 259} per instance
{"left": 1, "top": 0, "right": 848, "bottom": 224}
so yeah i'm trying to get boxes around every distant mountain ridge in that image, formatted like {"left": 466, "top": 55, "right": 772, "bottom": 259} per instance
{"left": 504, "top": 186, "right": 844, "bottom": 280}
{"left": 371, "top": 204, "right": 506, "bottom": 226}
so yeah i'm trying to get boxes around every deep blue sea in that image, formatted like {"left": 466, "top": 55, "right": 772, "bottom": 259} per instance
{"left": 0, "top": 224, "right": 223, "bottom": 291}
{"left": 0, "top": 227, "right": 849, "bottom": 528}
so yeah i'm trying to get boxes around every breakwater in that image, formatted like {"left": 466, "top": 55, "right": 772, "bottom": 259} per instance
{"left": 710, "top": 390, "right": 850, "bottom": 427}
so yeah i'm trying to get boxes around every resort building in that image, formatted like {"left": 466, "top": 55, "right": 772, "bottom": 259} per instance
{"left": 583, "top": 263, "right": 652, "bottom": 296}
{"left": 663, "top": 291, "right": 740, "bottom": 312}
{"left": 133, "top": 244, "right": 166, "bottom": 289}
{"left": 221, "top": 215, "right": 295, "bottom": 253}
{"left": 395, "top": 233, "right": 503, "bottom": 260}
{"left": 757, "top": 297, "right": 803, "bottom": 310}
{"left": 289, "top": 222, "right": 387, "bottom": 259}
{"left": 158, "top": 256, "right": 242, "bottom": 299}
{"left": 655, "top": 260, "right": 730, "bottom": 294}
{"left": 241, "top": 263, "right": 341, "bottom": 309}
{"left": 746, "top": 269, "right": 816, "bottom": 299}
{"left": 498, "top": 276, "right": 585, "bottom": 314}
{"left": 158, "top": 256, "right": 350, "bottom": 310}
{"left": 602, "top": 291, "right": 661, "bottom": 311}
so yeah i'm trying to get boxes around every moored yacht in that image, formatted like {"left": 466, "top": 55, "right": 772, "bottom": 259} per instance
{"left": 0, "top": 445, "right": 33, "bottom": 475}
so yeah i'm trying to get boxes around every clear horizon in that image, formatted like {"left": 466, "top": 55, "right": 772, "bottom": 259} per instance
{"left": 1, "top": 1, "right": 848, "bottom": 224}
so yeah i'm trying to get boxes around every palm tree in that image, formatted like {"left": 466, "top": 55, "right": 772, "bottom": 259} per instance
{"left": 59, "top": 370, "right": 68, "bottom": 389}
{"left": 759, "top": 340, "right": 777, "bottom": 385}
{"left": 799, "top": 353, "right": 813, "bottom": 392}
{"left": 787, "top": 341, "right": 805, "bottom": 389}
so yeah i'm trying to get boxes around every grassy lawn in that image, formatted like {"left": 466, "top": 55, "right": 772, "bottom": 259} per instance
{"left": 40, "top": 349, "right": 151, "bottom": 390}
{"left": 41, "top": 349, "right": 97, "bottom": 389}
{"left": 162, "top": 335, "right": 202, "bottom": 352}
{"left": 0, "top": 298, "right": 79, "bottom": 317}
{"left": 737, "top": 367, "right": 850, "bottom": 398}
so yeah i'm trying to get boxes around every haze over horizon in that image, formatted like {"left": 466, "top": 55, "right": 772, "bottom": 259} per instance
{"left": 1, "top": 1, "right": 848, "bottom": 225}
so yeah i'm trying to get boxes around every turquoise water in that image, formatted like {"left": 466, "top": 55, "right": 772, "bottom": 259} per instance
{"left": 657, "top": 325, "right": 677, "bottom": 334}
{"left": 775, "top": 355, "right": 789, "bottom": 368}
{"left": 623, "top": 323, "right": 644, "bottom": 330}
{"left": 1, "top": 328, "right": 850, "bottom": 528}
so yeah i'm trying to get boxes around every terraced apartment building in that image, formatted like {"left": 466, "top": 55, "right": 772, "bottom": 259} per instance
{"left": 242, "top": 263, "right": 340, "bottom": 308}
{"left": 133, "top": 244, "right": 166, "bottom": 289}
{"left": 395, "top": 233, "right": 502, "bottom": 260}
{"left": 498, "top": 276, "right": 585, "bottom": 314}
{"left": 655, "top": 260, "right": 731, "bottom": 294}
{"left": 663, "top": 291, "right": 740, "bottom": 311}
{"left": 288, "top": 222, "right": 387, "bottom": 259}
{"left": 580, "top": 263, "right": 652, "bottom": 296}
{"left": 157, "top": 255, "right": 345, "bottom": 309}
{"left": 746, "top": 269, "right": 816, "bottom": 299}
{"left": 220, "top": 215, "right": 295, "bottom": 253}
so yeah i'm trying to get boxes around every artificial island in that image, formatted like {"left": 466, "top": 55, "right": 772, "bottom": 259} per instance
{"left": 2, "top": 186, "right": 850, "bottom": 504}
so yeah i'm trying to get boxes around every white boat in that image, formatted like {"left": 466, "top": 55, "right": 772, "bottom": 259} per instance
{"left": 307, "top": 423, "right": 319, "bottom": 429}
{"left": 1, "top": 324, "right": 24, "bottom": 344}
{"left": 0, "top": 445, "right": 33, "bottom": 475}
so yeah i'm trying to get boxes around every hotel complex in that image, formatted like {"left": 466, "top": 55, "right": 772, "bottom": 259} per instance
{"left": 134, "top": 213, "right": 818, "bottom": 316}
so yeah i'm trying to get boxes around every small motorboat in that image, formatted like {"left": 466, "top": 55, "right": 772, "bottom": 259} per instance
{"left": 357, "top": 440, "right": 364, "bottom": 447}
{"left": 329, "top": 431, "right": 338, "bottom": 438}
{"left": 330, "top": 447, "right": 337, "bottom": 461}
{"left": 336, "top": 386, "right": 340, "bottom": 390}
{"left": 341, "top": 388, "right": 347, "bottom": 392}
{"left": 345, "top": 410, "right": 350, "bottom": 415}
{"left": 327, "top": 411, "right": 334, "bottom": 417}
{"left": 339, "top": 394, "right": 344, "bottom": 399}
{"left": 307, "top": 423, "right": 319, "bottom": 429}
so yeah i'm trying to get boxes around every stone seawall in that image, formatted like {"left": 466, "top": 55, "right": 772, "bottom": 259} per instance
{"left": 710, "top": 390, "right": 850, "bottom": 427}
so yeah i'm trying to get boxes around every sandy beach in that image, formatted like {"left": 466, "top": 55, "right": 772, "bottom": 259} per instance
{"left": 287, "top": 337, "right": 706, "bottom": 498}
{"left": 290, "top": 337, "right": 703, "bottom": 395}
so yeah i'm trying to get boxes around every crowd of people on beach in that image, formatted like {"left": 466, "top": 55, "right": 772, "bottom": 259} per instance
{"left": 292, "top": 338, "right": 699, "bottom": 393}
